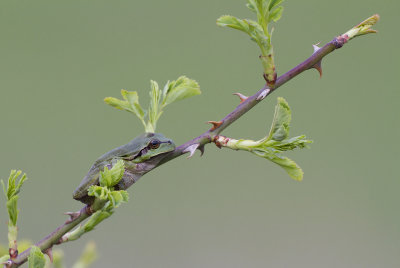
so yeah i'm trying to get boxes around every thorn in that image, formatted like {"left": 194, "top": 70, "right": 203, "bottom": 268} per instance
{"left": 233, "top": 93, "right": 248, "bottom": 103}
{"left": 198, "top": 145, "right": 205, "bottom": 156}
{"left": 45, "top": 248, "right": 53, "bottom": 263}
{"left": 311, "top": 60, "right": 323, "bottom": 78}
{"left": 312, "top": 43, "right": 321, "bottom": 54}
{"left": 64, "top": 211, "right": 80, "bottom": 224}
{"left": 310, "top": 43, "right": 323, "bottom": 77}
{"left": 256, "top": 89, "right": 270, "bottom": 100}
{"left": 183, "top": 144, "right": 199, "bottom": 158}
{"left": 207, "top": 121, "right": 222, "bottom": 131}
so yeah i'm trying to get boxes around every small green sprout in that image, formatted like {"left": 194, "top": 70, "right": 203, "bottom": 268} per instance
{"left": 1, "top": 170, "right": 28, "bottom": 226}
{"left": 217, "top": 0, "right": 284, "bottom": 86}
{"left": 343, "top": 14, "right": 380, "bottom": 40}
{"left": 105, "top": 76, "right": 201, "bottom": 133}
{"left": 1, "top": 170, "right": 28, "bottom": 260}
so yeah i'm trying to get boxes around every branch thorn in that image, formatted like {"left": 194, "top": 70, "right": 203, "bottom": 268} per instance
{"left": 312, "top": 43, "right": 321, "bottom": 54}
{"left": 207, "top": 121, "right": 222, "bottom": 131}
{"left": 311, "top": 60, "right": 323, "bottom": 78}
{"left": 198, "top": 144, "right": 205, "bottom": 156}
{"left": 183, "top": 143, "right": 200, "bottom": 158}
{"left": 233, "top": 93, "right": 248, "bottom": 103}
{"left": 256, "top": 89, "right": 270, "bottom": 100}
{"left": 45, "top": 247, "right": 53, "bottom": 263}
{"left": 64, "top": 211, "right": 80, "bottom": 224}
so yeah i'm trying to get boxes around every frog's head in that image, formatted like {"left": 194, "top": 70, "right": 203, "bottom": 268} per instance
{"left": 130, "top": 132, "right": 175, "bottom": 163}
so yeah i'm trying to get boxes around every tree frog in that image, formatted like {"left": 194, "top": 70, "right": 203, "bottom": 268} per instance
{"left": 73, "top": 133, "right": 175, "bottom": 204}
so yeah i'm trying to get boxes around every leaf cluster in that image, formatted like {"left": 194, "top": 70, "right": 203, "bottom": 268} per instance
{"left": 224, "top": 97, "right": 311, "bottom": 181}
{"left": 104, "top": 76, "right": 201, "bottom": 133}
{"left": 217, "top": 0, "right": 283, "bottom": 41}
{"left": 216, "top": 0, "right": 283, "bottom": 84}
{"left": 1, "top": 170, "right": 27, "bottom": 226}
{"left": 252, "top": 97, "right": 312, "bottom": 180}
{"left": 344, "top": 14, "right": 379, "bottom": 40}
{"left": 88, "top": 160, "right": 129, "bottom": 209}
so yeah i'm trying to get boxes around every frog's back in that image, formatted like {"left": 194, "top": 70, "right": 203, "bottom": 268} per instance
{"left": 94, "top": 133, "right": 150, "bottom": 163}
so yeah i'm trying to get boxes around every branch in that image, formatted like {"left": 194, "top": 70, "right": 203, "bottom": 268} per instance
{"left": 162, "top": 16, "right": 380, "bottom": 163}
{"left": 5, "top": 14, "right": 379, "bottom": 267}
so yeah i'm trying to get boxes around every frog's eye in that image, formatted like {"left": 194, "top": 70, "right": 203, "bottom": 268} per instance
{"left": 148, "top": 139, "right": 161, "bottom": 150}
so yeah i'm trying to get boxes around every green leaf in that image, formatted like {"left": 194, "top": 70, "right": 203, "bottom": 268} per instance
{"left": 84, "top": 211, "right": 113, "bottom": 233}
{"left": 28, "top": 246, "right": 46, "bottom": 268}
{"left": 268, "top": 0, "right": 283, "bottom": 11}
{"left": 253, "top": 149, "right": 304, "bottom": 181}
{"left": 267, "top": 97, "right": 291, "bottom": 141}
{"left": 88, "top": 185, "right": 129, "bottom": 209}
{"left": 104, "top": 90, "right": 147, "bottom": 130}
{"left": 2, "top": 170, "right": 27, "bottom": 226}
{"left": 267, "top": 135, "right": 312, "bottom": 151}
{"left": 109, "top": 190, "right": 129, "bottom": 208}
{"left": 88, "top": 185, "right": 109, "bottom": 200}
{"left": 103, "top": 97, "right": 132, "bottom": 112}
{"left": 99, "top": 160, "right": 125, "bottom": 188}
{"left": 246, "top": 0, "right": 256, "bottom": 12}
{"left": 217, "top": 15, "right": 250, "bottom": 34}
{"left": 98, "top": 167, "right": 112, "bottom": 188}
{"left": 5, "top": 170, "right": 22, "bottom": 199}
{"left": 162, "top": 76, "right": 201, "bottom": 107}
{"left": 255, "top": 0, "right": 269, "bottom": 20}
{"left": 268, "top": 5, "right": 283, "bottom": 22}
{"left": 6, "top": 196, "right": 19, "bottom": 226}
{"left": 121, "top": 90, "right": 145, "bottom": 120}
{"left": 146, "top": 80, "right": 162, "bottom": 133}
{"left": 119, "top": 190, "right": 129, "bottom": 202}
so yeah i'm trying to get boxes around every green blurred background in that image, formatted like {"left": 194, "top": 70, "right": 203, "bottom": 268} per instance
{"left": 0, "top": 0, "right": 398, "bottom": 267}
